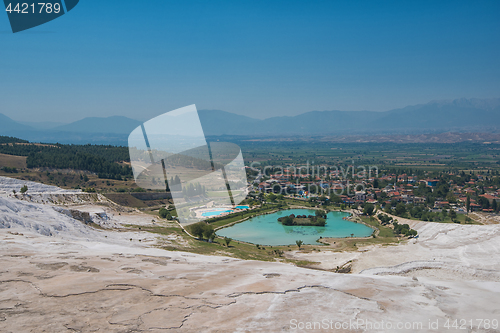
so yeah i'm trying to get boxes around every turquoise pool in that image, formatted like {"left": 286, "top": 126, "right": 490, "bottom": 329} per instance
{"left": 202, "top": 209, "right": 232, "bottom": 217}
{"left": 235, "top": 205, "right": 249, "bottom": 209}
{"left": 216, "top": 209, "right": 374, "bottom": 245}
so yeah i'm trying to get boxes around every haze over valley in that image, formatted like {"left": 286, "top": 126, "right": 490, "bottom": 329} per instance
{"left": 1, "top": 98, "right": 499, "bottom": 145}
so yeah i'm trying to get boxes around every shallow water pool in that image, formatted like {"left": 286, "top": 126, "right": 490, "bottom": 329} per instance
{"left": 216, "top": 209, "right": 373, "bottom": 245}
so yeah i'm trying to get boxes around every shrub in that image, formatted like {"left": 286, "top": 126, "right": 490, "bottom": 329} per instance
{"left": 159, "top": 207, "right": 171, "bottom": 219}
{"left": 315, "top": 209, "right": 327, "bottom": 219}
{"left": 1, "top": 167, "right": 18, "bottom": 173}
{"left": 189, "top": 222, "right": 214, "bottom": 241}
{"left": 363, "top": 204, "right": 375, "bottom": 216}
{"left": 393, "top": 222, "right": 418, "bottom": 237}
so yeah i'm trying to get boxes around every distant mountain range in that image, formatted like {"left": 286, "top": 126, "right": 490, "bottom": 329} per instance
{"left": 1, "top": 98, "right": 499, "bottom": 145}
{"left": 0, "top": 113, "right": 34, "bottom": 133}
{"left": 200, "top": 98, "right": 500, "bottom": 136}
{"left": 53, "top": 116, "right": 142, "bottom": 134}
{"left": 18, "top": 121, "right": 66, "bottom": 130}
{"left": 0, "top": 115, "right": 142, "bottom": 145}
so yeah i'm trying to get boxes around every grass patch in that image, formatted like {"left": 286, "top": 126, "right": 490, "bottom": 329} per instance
{"left": 104, "top": 193, "right": 147, "bottom": 208}
{"left": 390, "top": 213, "right": 482, "bottom": 225}
{"left": 360, "top": 216, "right": 395, "bottom": 238}
{"left": 125, "top": 223, "right": 316, "bottom": 264}
{"left": 0, "top": 153, "right": 27, "bottom": 169}
{"left": 338, "top": 216, "right": 401, "bottom": 249}
{"left": 452, "top": 213, "right": 482, "bottom": 225}
{"left": 284, "top": 198, "right": 316, "bottom": 207}
{"left": 126, "top": 224, "right": 183, "bottom": 235}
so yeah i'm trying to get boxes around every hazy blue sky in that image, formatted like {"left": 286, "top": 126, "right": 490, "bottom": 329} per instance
{"left": 1, "top": 0, "right": 499, "bottom": 122}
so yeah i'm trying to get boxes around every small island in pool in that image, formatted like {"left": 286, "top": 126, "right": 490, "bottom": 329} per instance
{"left": 277, "top": 210, "right": 327, "bottom": 227}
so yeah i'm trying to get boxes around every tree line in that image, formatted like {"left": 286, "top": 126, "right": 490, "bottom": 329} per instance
{"left": 0, "top": 136, "right": 29, "bottom": 144}
{"left": 0, "top": 141, "right": 132, "bottom": 180}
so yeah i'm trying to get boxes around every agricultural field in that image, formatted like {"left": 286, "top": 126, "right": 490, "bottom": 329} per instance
{"left": 0, "top": 152, "right": 26, "bottom": 169}
{"left": 235, "top": 139, "right": 500, "bottom": 172}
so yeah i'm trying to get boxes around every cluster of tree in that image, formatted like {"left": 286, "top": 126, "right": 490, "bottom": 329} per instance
{"left": 377, "top": 213, "right": 393, "bottom": 225}
{"left": 388, "top": 202, "right": 463, "bottom": 222}
{"left": 418, "top": 209, "right": 458, "bottom": 222}
{"left": 266, "top": 193, "right": 284, "bottom": 202}
{"left": 26, "top": 150, "right": 132, "bottom": 180}
{"left": 279, "top": 215, "right": 295, "bottom": 225}
{"left": 158, "top": 207, "right": 172, "bottom": 220}
{"left": 270, "top": 249, "right": 284, "bottom": 257}
{"left": 97, "top": 173, "right": 126, "bottom": 180}
{"left": 477, "top": 196, "right": 499, "bottom": 211}
{"left": 278, "top": 213, "right": 326, "bottom": 226}
{"left": 189, "top": 222, "right": 215, "bottom": 242}
{"left": 182, "top": 182, "right": 206, "bottom": 198}
{"left": 240, "top": 198, "right": 259, "bottom": 207}
{"left": 1, "top": 166, "right": 18, "bottom": 173}
{"left": 227, "top": 180, "right": 246, "bottom": 190}
{"left": 0, "top": 143, "right": 132, "bottom": 180}
{"left": 315, "top": 209, "right": 327, "bottom": 219}
{"left": 409, "top": 181, "right": 450, "bottom": 206}
{"left": 362, "top": 203, "right": 375, "bottom": 216}
{"left": 168, "top": 175, "right": 181, "bottom": 187}
{"left": 327, "top": 194, "right": 342, "bottom": 204}
{"left": 0, "top": 142, "right": 129, "bottom": 161}
{"left": 393, "top": 222, "right": 417, "bottom": 237}
{"left": 157, "top": 150, "right": 215, "bottom": 171}
{"left": 0, "top": 136, "right": 28, "bottom": 144}
{"left": 245, "top": 167, "right": 260, "bottom": 183}
{"left": 385, "top": 202, "right": 408, "bottom": 217}
{"left": 114, "top": 187, "right": 147, "bottom": 193}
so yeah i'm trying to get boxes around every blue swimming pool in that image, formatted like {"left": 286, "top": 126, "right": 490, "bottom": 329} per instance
{"left": 235, "top": 205, "right": 249, "bottom": 209}
{"left": 202, "top": 209, "right": 233, "bottom": 217}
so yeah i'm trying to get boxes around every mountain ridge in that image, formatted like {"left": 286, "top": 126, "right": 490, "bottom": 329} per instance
{"left": 1, "top": 98, "right": 499, "bottom": 144}
{"left": 53, "top": 116, "right": 142, "bottom": 134}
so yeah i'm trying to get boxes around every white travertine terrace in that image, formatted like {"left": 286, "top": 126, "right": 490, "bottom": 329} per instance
{"left": 0, "top": 177, "right": 499, "bottom": 332}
